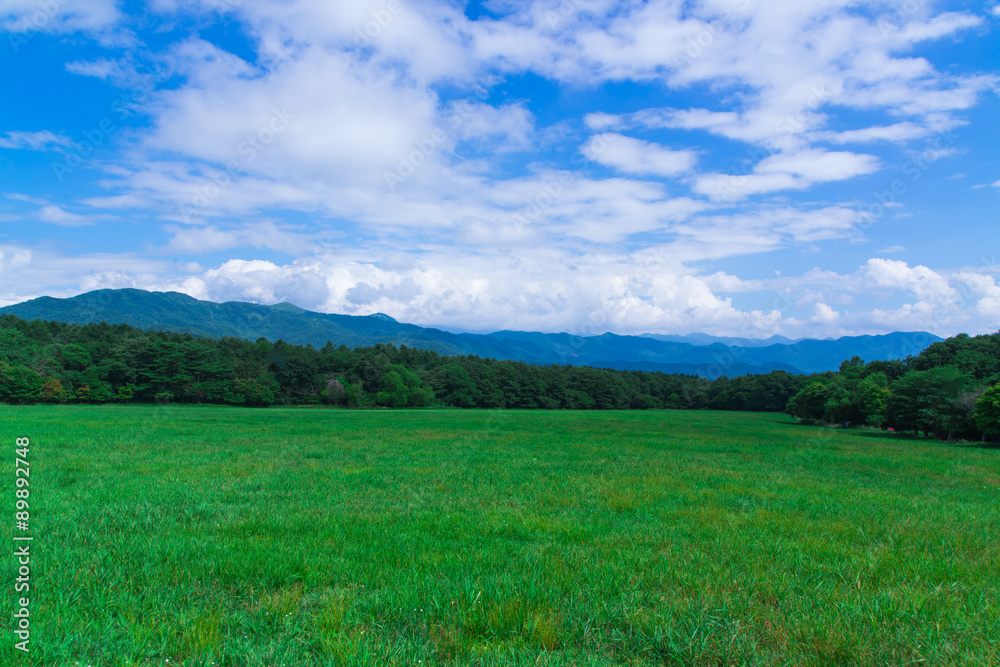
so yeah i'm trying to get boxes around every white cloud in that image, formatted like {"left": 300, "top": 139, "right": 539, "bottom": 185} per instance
{"left": 896, "top": 12, "right": 982, "bottom": 42}
{"left": 756, "top": 150, "right": 880, "bottom": 183}
{"left": 140, "top": 251, "right": 766, "bottom": 336}
{"left": 0, "top": 131, "right": 75, "bottom": 151}
{"left": 161, "top": 222, "right": 325, "bottom": 255}
{"left": 5, "top": 193, "right": 47, "bottom": 206}
{"left": 812, "top": 302, "right": 840, "bottom": 325}
{"left": 135, "top": 39, "right": 440, "bottom": 193}
{"left": 862, "top": 259, "right": 960, "bottom": 305}
{"left": 72, "top": 0, "right": 989, "bottom": 244}
{"left": 0, "top": 0, "right": 121, "bottom": 33}
{"left": 817, "top": 123, "right": 932, "bottom": 145}
{"left": 582, "top": 133, "right": 697, "bottom": 177}
{"left": 0, "top": 242, "right": 172, "bottom": 308}
{"left": 3, "top": 0, "right": 998, "bottom": 341}
{"left": 36, "top": 205, "right": 101, "bottom": 227}
{"left": 473, "top": 2, "right": 992, "bottom": 140}
{"left": 445, "top": 101, "right": 535, "bottom": 151}
{"left": 7, "top": 238, "right": 1000, "bottom": 338}
{"left": 56, "top": 252, "right": 992, "bottom": 339}
{"left": 694, "top": 149, "right": 880, "bottom": 201}
{"left": 583, "top": 112, "right": 621, "bottom": 131}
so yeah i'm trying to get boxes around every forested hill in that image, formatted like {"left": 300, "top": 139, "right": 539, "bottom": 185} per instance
{"left": 0, "top": 314, "right": 805, "bottom": 411}
{"left": 0, "top": 289, "right": 941, "bottom": 376}
{"left": 0, "top": 315, "right": 997, "bottom": 441}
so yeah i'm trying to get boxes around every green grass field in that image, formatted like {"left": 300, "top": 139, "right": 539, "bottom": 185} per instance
{"left": 2, "top": 407, "right": 998, "bottom": 666}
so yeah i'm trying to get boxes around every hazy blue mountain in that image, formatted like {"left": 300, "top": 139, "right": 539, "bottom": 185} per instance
{"left": 641, "top": 333, "right": 802, "bottom": 347}
{"left": 0, "top": 289, "right": 942, "bottom": 376}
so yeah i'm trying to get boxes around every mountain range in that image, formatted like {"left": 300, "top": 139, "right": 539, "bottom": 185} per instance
{"left": 0, "top": 289, "right": 942, "bottom": 377}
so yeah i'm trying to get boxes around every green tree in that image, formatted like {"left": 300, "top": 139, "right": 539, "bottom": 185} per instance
{"left": 785, "top": 382, "right": 830, "bottom": 420}
{"left": 887, "top": 368, "right": 967, "bottom": 437}
{"left": 341, "top": 379, "right": 366, "bottom": 407}
{"left": 41, "top": 378, "right": 69, "bottom": 404}
{"left": 0, "top": 364, "right": 44, "bottom": 404}
{"left": 80, "top": 381, "right": 114, "bottom": 404}
{"left": 823, "top": 384, "right": 861, "bottom": 425}
{"left": 0, "top": 329, "right": 36, "bottom": 365}
{"left": 436, "top": 365, "right": 480, "bottom": 408}
{"left": 60, "top": 343, "right": 92, "bottom": 371}
{"left": 857, "top": 372, "right": 890, "bottom": 426}
{"left": 975, "top": 384, "right": 1000, "bottom": 439}
{"left": 117, "top": 383, "right": 137, "bottom": 404}
{"left": 226, "top": 377, "right": 278, "bottom": 407}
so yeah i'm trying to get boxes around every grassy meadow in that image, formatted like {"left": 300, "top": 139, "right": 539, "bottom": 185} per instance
{"left": 2, "top": 406, "right": 998, "bottom": 666}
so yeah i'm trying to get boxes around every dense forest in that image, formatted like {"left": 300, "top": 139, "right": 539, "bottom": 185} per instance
{"left": 784, "top": 332, "right": 1000, "bottom": 441}
{"left": 0, "top": 314, "right": 997, "bottom": 441}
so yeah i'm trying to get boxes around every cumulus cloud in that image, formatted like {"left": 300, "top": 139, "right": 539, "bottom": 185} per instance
{"left": 862, "top": 258, "right": 960, "bottom": 305}
{"left": 3, "top": 0, "right": 998, "bottom": 340}
{"left": 812, "top": 302, "right": 841, "bottom": 325}
{"left": 583, "top": 112, "right": 621, "bottom": 131}
{"left": 35, "top": 252, "right": 989, "bottom": 339}
{"left": 694, "top": 150, "right": 880, "bottom": 201}
{"left": 6, "top": 236, "right": 1000, "bottom": 338}
{"left": 582, "top": 133, "right": 697, "bottom": 177}
{"left": 139, "top": 251, "right": 769, "bottom": 336}
{"left": 0, "top": 242, "right": 172, "bottom": 308}
{"left": 138, "top": 40, "right": 439, "bottom": 190}
{"left": 446, "top": 102, "right": 535, "bottom": 151}
{"left": 81, "top": 0, "right": 993, "bottom": 218}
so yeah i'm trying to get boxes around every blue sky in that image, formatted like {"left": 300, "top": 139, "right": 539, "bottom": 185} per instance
{"left": 1, "top": 0, "right": 999, "bottom": 338}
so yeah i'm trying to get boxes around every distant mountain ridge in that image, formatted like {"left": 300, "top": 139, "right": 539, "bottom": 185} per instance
{"left": 641, "top": 332, "right": 803, "bottom": 348}
{"left": 0, "top": 289, "right": 942, "bottom": 377}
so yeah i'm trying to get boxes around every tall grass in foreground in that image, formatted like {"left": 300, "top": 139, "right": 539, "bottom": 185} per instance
{"left": 2, "top": 406, "right": 998, "bottom": 666}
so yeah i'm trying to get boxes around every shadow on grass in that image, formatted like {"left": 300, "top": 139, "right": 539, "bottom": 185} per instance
{"left": 782, "top": 418, "right": 1000, "bottom": 450}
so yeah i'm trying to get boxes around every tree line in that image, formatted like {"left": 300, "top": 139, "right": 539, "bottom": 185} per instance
{"left": 0, "top": 315, "right": 809, "bottom": 411}
{"left": 784, "top": 333, "right": 1000, "bottom": 441}
{"left": 0, "top": 314, "right": 996, "bottom": 441}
